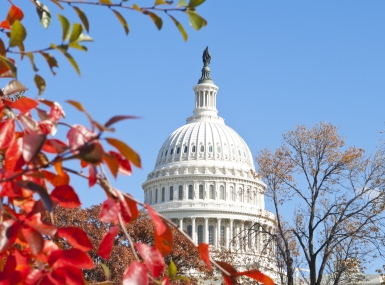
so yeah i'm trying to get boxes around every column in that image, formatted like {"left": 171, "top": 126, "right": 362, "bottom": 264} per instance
{"left": 241, "top": 222, "right": 245, "bottom": 252}
{"left": 226, "top": 221, "right": 230, "bottom": 249}
{"left": 204, "top": 218, "right": 209, "bottom": 243}
{"left": 230, "top": 219, "right": 234, "bottom": 250}
{"left": 217, "top": 218, "right": 221, "bottom": 247}
{"left": 192, "top": 217, "right": 196, "bottom": 243}
{"left": 179, "top": 218, "right": 183, "bottom": 230}
{"left": 253, "top": 221, "right": 258, "bottom": 251}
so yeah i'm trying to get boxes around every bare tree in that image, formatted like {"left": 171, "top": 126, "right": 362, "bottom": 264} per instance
{"left": 256, "top": 122, "right": 385, "bottom": 285}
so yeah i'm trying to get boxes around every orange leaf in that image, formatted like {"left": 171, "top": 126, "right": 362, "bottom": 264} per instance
{"left": 236, "top": 270, "right": 275, "bottom": 285}
{"left": 154, "top": 223, "right": 173, "bottom": 257}
{"left": 124, "top": 195, "right": 138, "bottom": 222}
{"left": 0, "top": 20, "right": 10, "bottom": 30}
{"left": 7, "top": 5, "right": 24, "bottom": 25}
{"left": 197, "top": 243, "right": 212, "bottom": 270}
{"left": 216, "top": 261, "right": 238, "bottom": 285}
{"left": 106, "top": 137, "right": 141, "bottom": 168}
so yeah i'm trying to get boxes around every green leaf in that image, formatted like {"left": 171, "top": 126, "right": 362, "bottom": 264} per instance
{"left": 63, "top": 52, "right": 80, "bottom": 75}
{"left": 112, "top": 10, "right": 129, "bottom": 35}
{"left": 147, "top": 12, "right": 163, "bottom": 30}
{"left": 0, "top": 55, "right": 17, "bottom": 77}
{"left": 57, "top": 14, "right": 70, "bottom": 41}
{"left": 169, "top": 15, "right": 187, "bottom": 42}
{"left": 100, "top": 262, "right": 110, "bottom": 279}
{"left": 9, "top": 20, "right": 27, "bottom": 48}
{"left": 178, "top": 0, "right": 187, "bottom": 6}
{"left": 36, "top": 1, "right": 51, "bottom": 29}
{"left": 168, "top": 260, "right": 177, "bottom": 278}
{"left": 34, "top": 74, "right": 46, "bottom": 96}
{"left": 132, "top": 4, "right": 142, "bottom": 12}
{"left": 188, "top": 0, "right": 205, "bottom": 7}
{"left": 26, "top": 53, "right": 38, "bottom": 72}
{"left": 76, "top": 34, "right": 93, "bottom": 43}
{"left": 155, "top": 0, "right": 172, "bottom": 5}
{"left": 69, "top": 23, "right": 83, "bottom": 43}
{"left": 39, "top": 52, "right": 58, "bottom": 75}
{"left": 73, "top": 6, "right": 89, "bottom": 33}
{"left": 100, "top": 0, "right": 112, "bottom": 3}
{"left": 0, "top": 38, "right": 5, "bottom": 56}
{"left": 186, "top": 10, "right": 207, "bottom": 30}
{"left": 69, "top": 42, "right": 88, "bottom": 52}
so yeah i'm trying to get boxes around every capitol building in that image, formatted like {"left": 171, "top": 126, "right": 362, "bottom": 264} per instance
{"left": 142, "top": 48, "right": 278, "bottom": 281}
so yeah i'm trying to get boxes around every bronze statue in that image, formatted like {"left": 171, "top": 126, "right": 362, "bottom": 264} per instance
{"left": 202, "top": 46, "right": 211, "bottom": 66}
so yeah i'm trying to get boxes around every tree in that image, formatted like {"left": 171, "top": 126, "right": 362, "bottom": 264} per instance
{"left": 50, "top": 205, "right": 213, "bottom": 283}
{"left": 0, "top": 1, "right": 276, "bottom": 284}
{"left": 256, "top": 122, "right": 385, "bottom": 285}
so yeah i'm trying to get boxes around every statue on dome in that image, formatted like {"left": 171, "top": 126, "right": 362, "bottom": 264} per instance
{"left": 202, "top": 46, "right": 211, "bottom": 67}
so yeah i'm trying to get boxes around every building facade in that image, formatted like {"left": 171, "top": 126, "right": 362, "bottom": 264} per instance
{"left": 142, "top": 48, "right": 278, "bottom": 280}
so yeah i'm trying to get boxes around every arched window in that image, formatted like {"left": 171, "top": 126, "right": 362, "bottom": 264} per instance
{"left": 199, "top": 185, "right": 204, "bottom": 199}
{"left": 230, "top": 186, "right": 235, "bottom": 201}
{"left": 238, "top": 188, "right": 243, "bottom": 202}
{"left": 220, "top": 185, "right": 225, "bottom": 200}
{"left": 200, "top": 145, "right": 204, "bottom": 152}
{"left": 169, "top": 186, "right": 174, "bottom": 201}
{"left": 192, "top": 145, "right": 196, "bottom": 152}
{"left": 187, "top": 225, "right": 192, "bottom": 238}
{"left": 176, "top": 147, "right": 180, "bottom": 154}
{"left": 165, "top": 150, "right": 168, "bottom": 156}
{"left": 155, "top": 189, "right": 158, "bottom": 203}
{"left": 197, "top": 225, "right": 203, "bottom": 244}
{"left": 184, "top": 146, "right": 188, "bottom": 153}
{"left": 238, "top": 149, "right": 241, "bottom": 156}
{"left": 209, "top": 145, "right": 213, "bottom": 152}
{"left": 209, "top": 225, "right": 214, "bottom": 245}
{"left": 161, "top": 187, "right": 165, "bottom": 202}
{"left": 217, "top": 146, "right": 221, "bottom": 153}
{"left": 209, "top": 185, "right": 214, "bottom": 199}
{"left": 178, "top": 185, "right": 183, "bottom": 200}
{"left": 188, "top": 185, "right": 193, "bottom": 199}
{"left": 220, "top": 225, "right": 225, "bottom": 246}
{"left": 170, "top": 148, "right": 173, "bottom": 155}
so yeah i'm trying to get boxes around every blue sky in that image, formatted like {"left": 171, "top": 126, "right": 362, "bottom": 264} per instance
{"left": 2, "top": 0, "right": 385, "bottom": 271}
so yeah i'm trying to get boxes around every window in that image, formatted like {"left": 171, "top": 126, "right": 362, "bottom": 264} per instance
{"left": 162, "top": 187, "right": 165, "bottom": 202}
{"left": 192, "top": 145, "right": 196, "bottom": 152}
{"left": 184, "top": 146, "right": 188, "bottom": 153}
{"left": 170, "top": 148, "right": 173, "bottom": 155}
{"left": 220, "top": 225, "right": 225, "bottom": 246}
{"left": 248, "top": 227, "right": 252, "bottom": 248}
{"left": 161, "top": 151, "right": 163, "bottom": 157}
{"left": 187, "top": 225, "right": 192, "bottom": 238}
{"left": 199, "top": 185, "right": 203, "bottom": 199}
{"left": 188, "top": 185, "right": 193, "bottom": 199}
{"left": 239, "top": 188, "right": 243, "bottom": 202}
{"left": 232, "top": 148, "right": 235, "bottom": 155}
{"left": 209, "top": 225, "right": 214, "bottom": 245}
{"left": 238, "top": 149, "right": 241, "bottom": 156}
{"left": 217, "top": 146, "right": 221, "bottom": 153}
{"left": 209, "top": 185, "right": 214, "bottom": 199}
{"left": 155, "top": 189, "right": 158, "bottom": 203}
{"left": 244, "top": 151, "right": 246, "bottom": 157}
{"left": 170, "top": 186, "right": 174, "bottom": 201}
{"left": 165, "top": 150, "right": 168, "bottom": 156}
{"left": 178, "top": 185, "right": 183, "bottom": 200}
{"left": 176, "top": 147, "right": 180, "bottom": 154}
{"left": 230, "top": 186, "right": 235, "bottom": 201}
{"left": 209, "top": 145, "right": 213, "bottom": 152}
{"left": 198, "top": 225, "right": 203, "bottom": 244}
{"left": 220, "top": 185, "right": 225, "bottom": 200}
{"left": 200, "top": 145, "right": 204, "bottom": 152}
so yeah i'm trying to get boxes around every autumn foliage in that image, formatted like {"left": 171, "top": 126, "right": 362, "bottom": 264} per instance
{"left": 0, "top": 2, "right": 276, "bottom": 285}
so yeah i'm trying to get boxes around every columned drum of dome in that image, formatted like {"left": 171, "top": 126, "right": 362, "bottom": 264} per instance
{"left": 142, "top": 48, "right": 278, "bottom": 282}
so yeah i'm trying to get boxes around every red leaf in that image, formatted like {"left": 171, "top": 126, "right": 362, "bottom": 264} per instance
{"left": 22, "top": 226, "right": 44, "bottom": 255}
{"left": 23, "top": 134, "right": 46, "bottom": 163}
{"left": 104, "top": 115, "right": 138, "bottom": 127}
{"left": 24, "top": 269, "right": 44, "bottom": 285}
{"left": 7, "top": 5, "right": 24, "bottom": 24}
{"left": 0, "top": 119, "right": 15, "bottom": 149}
{"left": 117, "top": 191, "right": 131, "bottom": 224}
{"left": 16, "top": 180, "right": 53, "bottom": 212}
{"left": 42, "top": 139, "right": 68, "bottom": 154}
{"left": 97, "top": 226, "right": 118, "bottom": 260}
{"left": 135, "top": 243, "right": 165, "bottom": 278}
{"left": 0, "top": 220, "right": 20, "bottom": 253}
{"left": 9, "top": 97, "right": 38, "bottom": 113}
{"left": 48, "top": 248, "right": 94, "bottom": 269}
{"left": 216, "top": 261, "right": 238, "bottom": 285}
{"left": 51, "top": 185, "right": 81, "bottom": 208}
{"left": 25, "top": 213, "right": 57, "bottom": 236}
{"left": 57, "top": 227, "right": 93, "bottom": 252}
{"left": 154, "top": 223, "right": 173, "bottom": 257}
{"left": 109, "top": 151, "right": 132, "bottom": 176}
{"left": 0, "top": 20, "right": 10, "bottom": 30}
{"left": 162, "top": 277, "right": 171, "bottom": 285}
{"left": 61, "top": 266, "right": 84, "bottom": 285}
{"left": 236, "top": 270, "right": 275, "bottom": 285}
{"left": 146, "top": 204, "right": 166, "bottom": 235}
{"left": 99, "top": 198, "right": 119, "bottom": 223}
{"left": 197, "top": 243, "right": 212, "bottom": 271}
{"left": 67, "top": 125, "right": 96, "bottom": 151}
{"left": 88, "top": 164, "right": 97, "bottom": 187}
{"left": 124, "top": 195, "right": 139, "bottom": 222}
{"left": 42, "top": 170, "right": 70, "bottom": 187}
{"left": 122, "top": 261, "right": 148, "bottom": 285}
{"left": 4, "top": 137, "right": 24, "bottom": 171}
{"left": 49, "top": 102, "right": 65, "bottom": 122}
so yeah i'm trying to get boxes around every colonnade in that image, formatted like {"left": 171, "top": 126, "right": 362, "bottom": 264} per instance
{"left": 195, "top": 90, "right": 217, "bottom": 109}
{"left": 176, "top": 217, "right": 275, "bottom": 255}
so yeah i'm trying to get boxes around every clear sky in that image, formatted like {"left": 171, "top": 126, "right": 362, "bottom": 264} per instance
{"left": 2, "top": 0, "right": 385, "bottom": 272}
